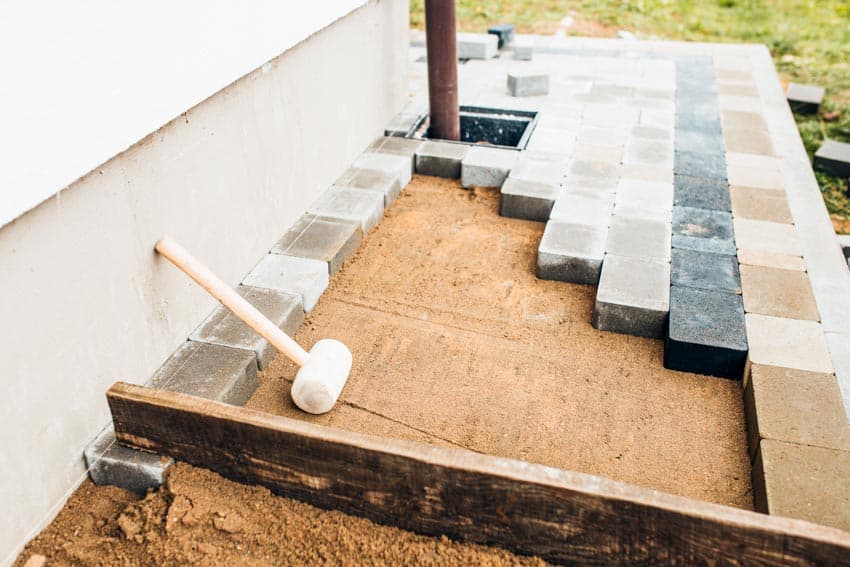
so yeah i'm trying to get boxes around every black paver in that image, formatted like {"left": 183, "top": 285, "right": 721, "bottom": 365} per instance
{"left": 671, "top": 248, "right": 741, "bottom": 294}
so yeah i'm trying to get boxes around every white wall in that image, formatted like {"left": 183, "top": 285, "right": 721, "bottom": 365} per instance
{"left": 0, "top": 1, "right": 409, "bottom": 563}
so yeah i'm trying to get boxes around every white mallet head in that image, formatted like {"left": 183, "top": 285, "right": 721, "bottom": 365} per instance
{"left": 290, "top": 339, "right": 353, "bottom": 414}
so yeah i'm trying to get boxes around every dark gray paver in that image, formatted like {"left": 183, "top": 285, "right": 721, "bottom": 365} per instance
{"left": 507, "top": 72, "right": 549, "bottom": 97}
{"left": 664, "top": 286, "right": 748, "bottom": 380}
{"left": 488, "top": 23, "right": 515, "bottom": 48}
{"left": 190, "top": 285, "right": 304, "bottom": 370}
{"left": 814, "top": 139, "right": 850, "bottom": 178}
{"left": 672, "top": 234, "right": 737, "bottom": 256}
{"left": 85, "top": 425, "right": 173, "bottom": 493}
{"left": 500, "top": 178, "right": 558, "bottom": 221}
{"left": 752, "top": 439, "right": 850, "bottom": 531}
{"left": 671, "top": 248, "right": 741, "bottom": 294}
{"left": 415, "top": 141, "right": 469, "bottom": 178}
{"left": 536, "top": 221, "right": 607, "bottom": 285}
{"left": 672, "top": 206, "right": 734, "bottom": 248}
{"left": 675, "top": 128, "right": 724, "bottom": 156}
{"left": 673, "top": 175, "right": 731, "bottom": 212}
{"left": 786, "top": 82, "right": 825, "bottom": 115}
{"left": 271, "top": 214, "right": 362, "bottom": 276}
{"left": 744, "top": 364, "right": 850, "bottom": 460}
{"left": 335, "top": 167, "right": 402, "bottom": 206}
{"left": 674, "top": 151, "right": 727, "bottom": 180}
{"left": 592, "top": 254, "right": 670, "bottom": 339}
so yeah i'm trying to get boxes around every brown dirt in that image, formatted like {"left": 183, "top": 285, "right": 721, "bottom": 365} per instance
{"left": 250, "top": 175, "right": 752, "bottom": 509}
{"left": 16, "top": 462, "right": 546, "bottom": 566}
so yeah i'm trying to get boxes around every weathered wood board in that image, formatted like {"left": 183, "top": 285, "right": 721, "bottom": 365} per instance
{"left": 107, "top": 382, "right": 850, "bottom": 565}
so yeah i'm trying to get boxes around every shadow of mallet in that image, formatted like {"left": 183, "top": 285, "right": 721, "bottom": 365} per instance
{"left": 155, "top": 235, "right": 352, "bottom": 414}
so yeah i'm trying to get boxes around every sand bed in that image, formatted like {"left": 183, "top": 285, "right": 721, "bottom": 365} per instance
{"left": 249, "top": 175, "right": 752, "bottom": 508}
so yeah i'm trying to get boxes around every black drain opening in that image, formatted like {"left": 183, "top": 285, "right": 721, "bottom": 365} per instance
{"left": 407, "top": 106, "right": 538, "bottom": 150}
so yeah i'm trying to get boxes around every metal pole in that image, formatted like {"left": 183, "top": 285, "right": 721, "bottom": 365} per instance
{"left": 424, "top": 0, "right": 460, "bottom": 141}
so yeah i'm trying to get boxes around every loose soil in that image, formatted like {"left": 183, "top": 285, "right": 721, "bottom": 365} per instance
{"left": 250, "top": 175, "right": 752, "bottom": 509}
{"left": 19, "top": 175, "right": 752, "bottom": 564}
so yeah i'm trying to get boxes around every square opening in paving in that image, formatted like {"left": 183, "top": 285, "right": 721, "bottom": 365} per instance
{"left": 408, "top": 106, "right": 538, "bottom": 150}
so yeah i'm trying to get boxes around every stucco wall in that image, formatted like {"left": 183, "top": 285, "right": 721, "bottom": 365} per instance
{"left": 0, "top": 0, "right": 408, "bottom": 562}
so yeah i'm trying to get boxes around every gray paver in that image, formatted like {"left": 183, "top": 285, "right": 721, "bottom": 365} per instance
{"left": 592, "top": 254, "right": 670, "bottom": 339}
{"left": 675, "top": 151, "right": 727, "bottom": 180}
{"left": 190, "top": 285, "right": 304, "bottom": 370}
{"left": 461, "top": 146, "right": 518, "bottom": 188}
{"left": 457, "top": 32, "right": 498, "bottom": 59}
{"left": 85, "top": 424, "right": 173, "bottom": 493}
{"left": 671, "top": 248, "right": 741, "bottom": 294}
{"left": 814, "top": 140, "right": 850, "bottom": 179}
{"left": 353, "top": 152, "right": 413, "bottom": 189}
{"left": 335, "top": 167, "right": 402, "bottom": 206}
{"left": 242, "top": 254, "right": 329, "bottom": 313}
{"left": 676, "top": 128, "right": 724, "bottom": 156}
{"left": 623, "top": 139, "right": 674, "bottom": 168}
{"left": 537, "top": 221, "right": 607, "bottom": 285}
{"left": 307, "top": 185, "right": 384, "bottom": 233}
{"left": 786, "top": 82, "right": 824, "bottom": 115}
{"left": 509, "top": 155, "right": 566, "bottom": 186}
{"left": 664, "top": 286, "right": 748, "bottom": 379}
{"left": 415, "top": 141, "right": 469, "bottom": 178}
{"left": 512, "top": 42, "right": 533, "bottom": 61}
{"left": 507, "top": 72, "right": 550, "bottom": 97}
{"left": 385, "top": 113, "right": 421, "bottom": 137}
{"left": 367, "top": 136, "right": 424, "bottom": 172}
{"left": 500, "top": 178, "right": 559, "bottom": 221}
{"left": 606, "top": 214, "right": 672, "bottom": 262}
{"left": 673, "top": 175, "right": 731, "bottom": 212}
{"left": 270, "top": 214, "right": 362, "bottom": 276}
{"left": 672, "top": 206, "right": 734, "bottom": 250}
{"left": 614, "top": 178, "right": 674, "bottom": 212}
{"left": 549, "top": 190, "right": 614, "bottom": 227}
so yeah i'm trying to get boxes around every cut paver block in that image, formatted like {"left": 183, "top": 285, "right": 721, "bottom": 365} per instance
{"left": 354, "top": 152, "right": 413, "bottom": 189}
{"left": 190, "top": 285, "right": 304, "bottom": 370}
{"left": 786, "top": 82, "right": 825, "bottom": 115}
{"left": 271, "top": 214, "right": 362, "bottom": 276}
{"left": 487, "top": 23, "right": 515, "bottom": 48}
{"left": 740, "top": 265, "right": 819, "bottom": 321}
{"left": 744, "top": 364, "right": 850, "bottom": 461}
{"left": 415, "top": 141, "right": 469, "bottom": 178}
{"left": 671, "top": 248, "right": 741, "bottom": 294}
{"left": 753, "top": 439, "right": 850, "bottom": 531}
{"left": 507, "top": 71, "right": 550, "bottom": 97}
{"left": 729, "top": 186, "right": 793, "bottom": 224}
{"left": 500, "top": 178, "right": 559, "bottom": 221}
{"left": 672, "top": 206, "right": 734, "bottom": 255}
{"left": 733, "top": 218, "right": 802, "bottom": 258}
{"left": 148, "top": 340, "right": 259, "bottom": 403}
{"left": 673, "top": 175, "right": 731, "bottom": 212}
{"left": 549, "top": 190, "right": 614, "bottom": 227}
{"left": 614, "top": 178, "right": 674, "bottom": 212}
{"left": 592, "top": 254, "right": 670, "bottom": 339}
{"left": 746, "top": 314, "right": 833, "bottom": 374}
{"left": 367, "top": 136, "right": 424, "bottom": 172}
{"left": 461, "top": 146, "right": 518, "bottom": 188}
{"left": 335, "top": 167, "right": 402, "bottom": 206}
{"left": 536, "top": 221, "right": 607, "bottom": 285}
{"left": 307, "top": 186, "right": 384, "bottom": 233}
{"left": 814, "top": 139, "right": 850, "bottom": 179}
{"left": 243, "top": 254, "right": 329, "bottom": 313}
{"left": 457, "top": 32, "right": 498, "bottom": 59}
{"left": 674, "top": 151, "right": 727, "bottom": 181}
{"left": 85, "top": 424, "right": 173, "bottom": 493}
{"left": 623, "top": 139, "right": 674, "bottom": 168}
{"left": 664, "top": 286, "right": 748, "bottom": 380}
{"left": 606, "top": 214, "right": 671, "bottom": 262}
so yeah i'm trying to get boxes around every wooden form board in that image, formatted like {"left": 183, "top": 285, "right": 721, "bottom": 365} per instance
{"left": 107, "top": 382, "right": 850, "bottom": 565}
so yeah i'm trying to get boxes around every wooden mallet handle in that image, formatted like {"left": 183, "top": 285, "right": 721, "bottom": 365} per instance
{"left": 155, "top": 235, "right": 309, "bottom": 367}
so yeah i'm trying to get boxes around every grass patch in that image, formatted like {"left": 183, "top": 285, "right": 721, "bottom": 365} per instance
{"left": 410, "top": 1, "right": 850, "bottom": 225}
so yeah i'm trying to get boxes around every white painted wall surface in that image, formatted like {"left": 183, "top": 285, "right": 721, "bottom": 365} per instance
{"left": 0, "top": 1, "right": 409, "bottom": 563}
{"left": 0, "top": 0, "right": 365, "bottom": 228}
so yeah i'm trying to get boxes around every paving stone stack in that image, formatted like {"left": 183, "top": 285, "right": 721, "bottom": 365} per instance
{"left": 664, "top": 60, "right": 747, "bottom": 379}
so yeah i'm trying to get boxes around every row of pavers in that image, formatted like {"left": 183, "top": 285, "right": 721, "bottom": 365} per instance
{"left": 84, "top": 136, "right": 423, "bottom": 492}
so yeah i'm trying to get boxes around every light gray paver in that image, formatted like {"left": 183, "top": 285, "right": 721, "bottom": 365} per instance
{"left": 242, "top": 254, "right": 329, "bottom": 313}
{"left": 614, "top": 178, "right": 674, "bottom": 212}
{"left": 549, "top": 190, "right": 614, "bottom": 227}
{"left": 461, "top": 146, "right": 519, "bottom": 188}
{"left": 334, "top": 167, "right": 401, "bottom": 206}
{"left": 457, "top": 32, "right": 498, "bottom": 59}
{"left": 270, "top": 214, "right": 362, "bottom": 275}
{"left": 415, "top": 141, "right": 469, "bottom": 178}
{"left": 500, "top": 178, "right": 559, "bottom": 221}
{"left": 190, "top": 285, "right": 304, "bottom": 370}
{"left": 507, "top": 71, "right": 550, "bottom": 97}
{"left": 85, "top": 424, "right": 173, "bottom": 493}
{"left": 308, "top": 186, "right": 384, "bottom": 233}
{"left": 353, "top": 152, "right": 413, "bottom": 189}
{"left": 536, "top": 221, "right": 607, "bottom": 284}
{"left": 606, "top": 214, "right": 671, "bottom": 262}
{"left": 623, "top": 139, "right": 674, "bottom": 168}
{"left": 592, "top": 254, "right": 670, "bottom": 338}
{"left": 367, "top": 136, "right": 424, "bottom": 172}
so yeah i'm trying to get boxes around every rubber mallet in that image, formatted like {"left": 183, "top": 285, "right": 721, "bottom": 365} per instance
{"left": 155, "top": 235, "right": 352, "bottom": 414}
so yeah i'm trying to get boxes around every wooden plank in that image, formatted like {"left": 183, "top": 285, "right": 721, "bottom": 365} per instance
{"left": 107, "top": 382, "right": 850, "bottom": 565}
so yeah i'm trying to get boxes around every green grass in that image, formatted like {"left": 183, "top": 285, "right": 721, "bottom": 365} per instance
{"left": 411, "top": 0, "right": 850, "bottom": 223}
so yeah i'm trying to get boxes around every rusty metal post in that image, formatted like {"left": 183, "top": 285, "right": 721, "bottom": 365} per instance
{"left": 424, "top": 0, "right": 460, "bottom": 141}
